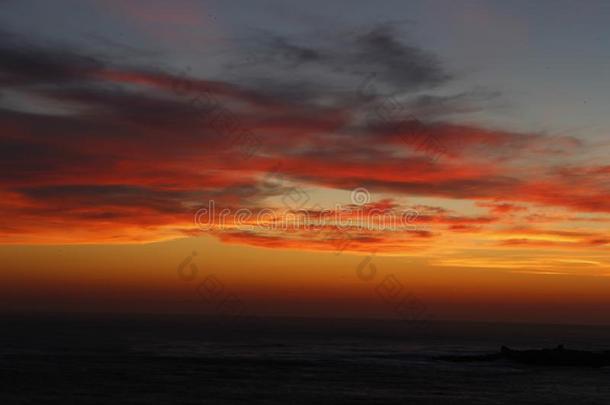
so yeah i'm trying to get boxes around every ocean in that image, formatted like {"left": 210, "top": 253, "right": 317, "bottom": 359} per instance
{"left": 2, "top": 314, "right": 610, "bottom": 404}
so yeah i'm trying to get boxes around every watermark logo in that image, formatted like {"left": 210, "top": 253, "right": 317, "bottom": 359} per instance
{"left": 350, "top": 187, "right": 371, "bottom": 206}
{"left": 192, "top": 196, "right": 422, "bottom": 233}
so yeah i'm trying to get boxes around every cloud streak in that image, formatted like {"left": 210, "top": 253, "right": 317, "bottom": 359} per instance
{"left": 0, "top": 25, "right": 608, "bottom": 252}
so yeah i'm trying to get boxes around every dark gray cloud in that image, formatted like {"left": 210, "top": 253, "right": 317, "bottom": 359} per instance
{"left": 349, "top": 25, "right": 450, "bottom": 89}
{"left": 227, "top": 23, "right": 450, "bottom": 96}
{"left": 0, "top": 36, "right": 103, "bottom": 86}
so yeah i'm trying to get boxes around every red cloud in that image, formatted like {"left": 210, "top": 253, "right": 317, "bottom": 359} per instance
{"left": 2, "top": 40, "right": 609, "bottom": 249}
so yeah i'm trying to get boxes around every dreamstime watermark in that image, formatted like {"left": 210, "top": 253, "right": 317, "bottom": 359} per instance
{"left": 202, "top": 183, "right": 422, "bottom": 256}
{"left": 193, "top": 200, "right": 420, "bottom": 233}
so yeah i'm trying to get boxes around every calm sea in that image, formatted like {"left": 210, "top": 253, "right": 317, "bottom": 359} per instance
{"left": 2, "top": 314, "right": 610, "bottom": 404}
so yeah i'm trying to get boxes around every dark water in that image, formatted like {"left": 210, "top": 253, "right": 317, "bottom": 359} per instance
{"left": 2, "top": 314, "right": 610, "bottom": 404}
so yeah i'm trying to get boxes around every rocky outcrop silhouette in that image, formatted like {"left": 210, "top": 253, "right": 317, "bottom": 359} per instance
{"left": 437, "top": 345, "right": 610, "bottom": 367}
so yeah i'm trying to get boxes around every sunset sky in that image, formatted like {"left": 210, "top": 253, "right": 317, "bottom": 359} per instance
{"left": 2, "top": 0, "right": 610, "bottom": 325}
